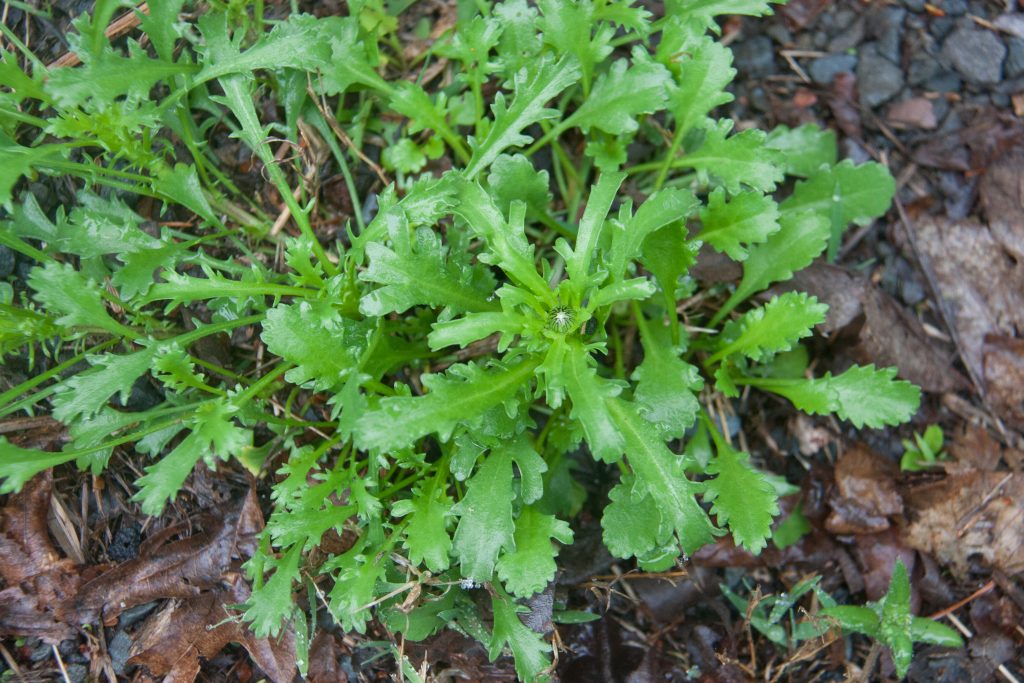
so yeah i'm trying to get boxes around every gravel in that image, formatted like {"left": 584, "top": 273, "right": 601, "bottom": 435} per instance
{"left": 858, "top": 43, "right": 905, "bottom": 107}
{"left": 941, "top": 25, "right": 1007, "bottom": 85}
{"left": 1006, "top": 37, "right": 1024, "bottom": 79}
{"left": 809, "top": 53, "right": 858, "bottom": 84}
{"left": 732, "top": 35, "right": 776, "bottom": 77}
{"left": 867, "top": 6, "right": 906, "bottom": 62}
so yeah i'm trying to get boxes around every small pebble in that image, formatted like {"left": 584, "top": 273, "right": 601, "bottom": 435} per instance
{"left": 1005, "top": 37, "right": 1024, "bottom": 78}
{"left": 108, "top": 631, "right": 133, "bottom": 674}
{"left": 809, "top": 53, "right": 858, "bottom": 84}
{"left": 731, "top": 35, "right": 777, "bottom": 77}
{"left": 858, "top": 43, "right": 905, "bottom": 107}
{"left": 941, "top": 25, "right": 1006, "bottom": 84}
{"left": 943, "top": 0, "right": 968, "bottom": 16}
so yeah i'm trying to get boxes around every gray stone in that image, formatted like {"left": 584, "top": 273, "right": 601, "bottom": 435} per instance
{"left": 842, "top": 138, "right": 872, "bottom": 165}
{"left": 108, "top": 631, "right": 133, "bottom": 674}
{"left": 832, "top": 17, "right": 865, "bottom": 52}
{"left": 765, "top": 23, "right": 792, "bottom": 45}
{"left": 930, "top": 17, "right": 955, "bottom": 40}
{"left": 834, "top": 9, "right": 857, "bottom": 28}
{"left": 868, "top": 6, "right": 907, "bottom": 62}
{"left": 809, "top": 53, "right": 858, "bottom": 84}
{"left": 938, "top": 108, "right": 963, "bottom": 134}
{"left": 117, "top": 601, "right": 158, "bottom": 628}
{"left": 925, "top": 69, "right": 962, "bottom": 92}
{"left": 997, "top": 75, "right": 1024, "bottom": 94}
{"left": 64, "top": 664, "right": 87, "bottom": 683}
{"left": 908, "top": 52, "right": 942, "bottom": 85}
{"left": 858, "top": 44, "right": 905, "bottom": 108}
{"left": 944, "top": 0, "right": 968, "bottom": 16}
{"left": 902, "top": 0, "right": 926, "bottom": 11}
{"left": 994, "top": 13, "right": 1024, "bottom": 39}
{"left": 1006, "top": 37, "right": 1024, "bottom": 78}
{"left": 733, "top": 35, "right": 776, "bottom": 77}
{"left": 941, "top": 26, "right": 1006, "bottom": 84}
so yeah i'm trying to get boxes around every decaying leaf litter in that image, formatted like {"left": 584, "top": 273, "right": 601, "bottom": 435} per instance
{"left": 0, "top": 0, "right": 1022, "bottom": 681}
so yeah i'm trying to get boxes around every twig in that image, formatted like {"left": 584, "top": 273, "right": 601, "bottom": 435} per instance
{"left": 270, "top": 185, "right": 304, "bottom": 236}
{"left": 0, "top": 415, "right": 60, "bottom": 434}
{"left": 956, "top": 472, "right": 1014, "bottom": 536}
{"left": 855, "top": 641, "right": 882, "bottom": 683}
{"left": 0, "top": 642, "right": 23, "bottom": 680}
{"left": 945, "top": 613, "right": 1023, "bottom": 683}
{"left": 781, "top": 50, "right": 811, "bottom": 84}
{"left": 928, "top": 580, "right": 995, "bottom": 619}
{"left": 49, "top": 3, "right": 150, "bottom": 68}
{"left": 52, "top": 644, "right": 71, "bottom": 683}
{"left": 306, "top": 82, "right": 390, "bottom": 186}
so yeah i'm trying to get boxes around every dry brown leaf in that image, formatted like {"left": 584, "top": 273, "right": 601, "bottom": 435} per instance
{"left": 981, "top": 335, "right": 1024, "bottom": 429}
{"left": 948, "top": 424, "right": 1004, "bottom": 473}
{"left": 0, "top": 473, "right": 81, "bottom": 642}
{"left": 827, "top": 72, "right": 861, "bottom": 139}
{"left": 909, "top": 216, "right": 1024, "bottom": 426}
{"left": 76, "top": 488, "right": 263, "bottom": 624}
{"left": 825, "top": 445, "right": 903, "bottom": 535}
{"left": 779, "top": 0, "right": 829, "bottom": 28}
{"left": 904, "top": 471, "right": 1024, "bottom": 577}
{"left": 853, "top": 528, "right": 917, "bottom": 602}
{"left": 980, "top": 150, "right": 1024, "bottom": 262}
{"left": 308, "top": 632, "right": 349, "bottom": 683}
{"left": 913, "top": 109, "right": 1024, "bottom": 172}
{"left": 128, "top": 574, "right": 296, "bottom": 683}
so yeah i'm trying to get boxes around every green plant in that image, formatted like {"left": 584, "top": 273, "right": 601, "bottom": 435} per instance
{"left": 0, "top": 1, "right": 921, "bottom": 680}
{"left": 821, "top": 560, "right": 962, "bottom": 678}
{"left": 900, "top": 424, "right": 947, "bottom": 471}
{"left": 721, "top": 574, "right": 837, "bottom": 648}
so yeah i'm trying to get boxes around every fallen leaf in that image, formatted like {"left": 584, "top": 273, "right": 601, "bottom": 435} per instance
{"left": 853, "top": 528, "right": 917, "bottom": 602}
{"left": 0, "top": 473, "right": 80, "bottom": 642}
{"left": 908, "top": 215, "right": 1024, "bottom": 424}
{"left": 825, "top": 445, "right": 903, "bottom": 535}
{"left": 128, "top": 573, "right": 296, "bottom": 683}
{"left": 980, "top": 150, "right": 1024, "bottom": 265}
{"left": 308, "top": 632, "right": 349, "bottom": 683}
{"left": 947, "top": 424, "right": 1004, "bottom": 473}
{"left": 793, "top": 88, "right": 818, "bottom": 108}
{"left": 904, "top": 471, "right": 1024, "bottom": 577}
{"left": 982, "top": 335, "right": 1024, "bottom": 429}
{"left": 852, "top": 281, "right": 967, "bottom": 393}
{"left": 828, "top": 72, "right": 861, "bottom": 139}
{"left": 76, "top": 488, "right": 264, "bottom": 624}
{"left": 913, "top": 109, "right": 1024, "bottom": 172}
{"left": 780, "top": 0, "right": 829, "bottom": 29}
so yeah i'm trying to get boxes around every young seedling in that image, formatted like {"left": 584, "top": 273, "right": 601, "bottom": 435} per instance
{"left": 821, "top": 560, "right": 963, "bottom": 678}
{"left": 900, "top": 424, "right": 948, "bottom": 472}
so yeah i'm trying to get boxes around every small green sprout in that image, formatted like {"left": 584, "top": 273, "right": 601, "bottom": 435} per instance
{"left": 900, "top": 424, "right": 947, "bottom": 472}
{"left": 821, "top": 560, "right": 963, "bottom": 678}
